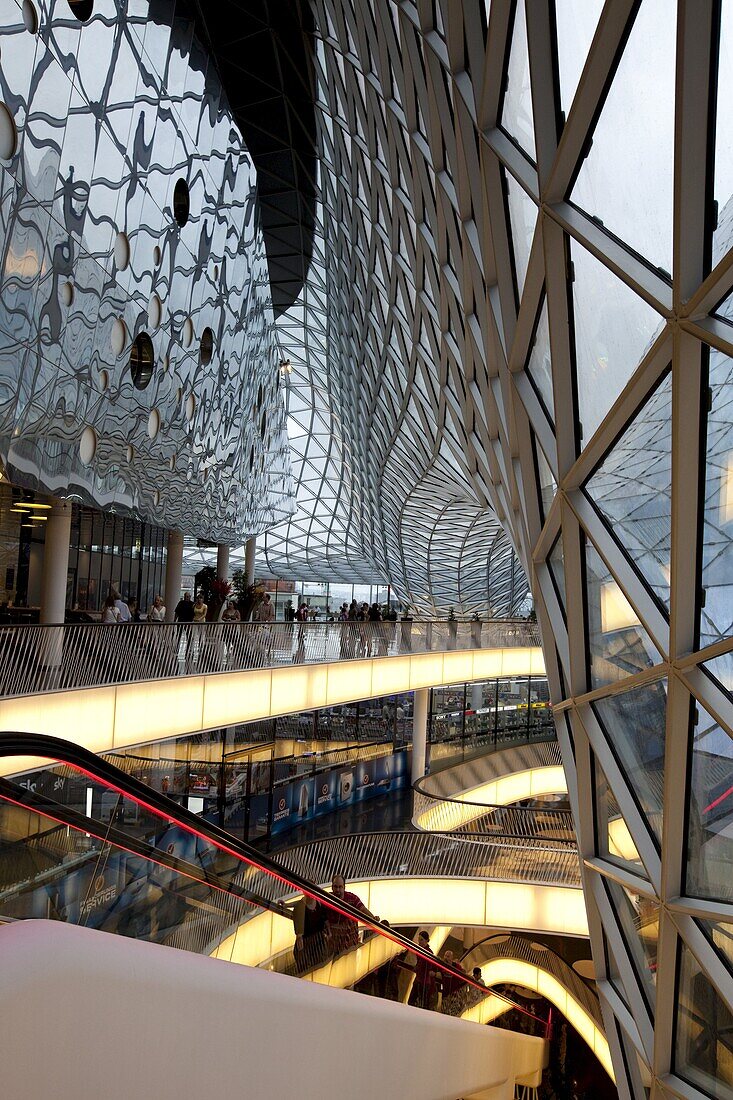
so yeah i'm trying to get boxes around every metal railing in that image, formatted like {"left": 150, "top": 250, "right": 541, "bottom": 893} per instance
{"left": 273, "top": 829, "right": 581, "bottom": 890}
{"left": 418, "top": 740, "right": 563, "bottom": 800}
{"left": 412, "top": 796, "right": 575, "bottom": 843}
{"left": 0, "top": 618, "right": 540, "bottom": 700}
{"left": 460, "top": 934, "right": 604, "bottom": 1030}
{"left": 413, "top": 741, "right": 571, "bottom": 840}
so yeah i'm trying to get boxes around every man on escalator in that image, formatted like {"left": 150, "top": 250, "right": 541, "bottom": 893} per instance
{"left": 325, "top": 875, "right": 378, "bottom": 956}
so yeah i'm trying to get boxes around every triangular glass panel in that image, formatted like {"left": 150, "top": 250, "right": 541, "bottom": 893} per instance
{"left": 585, "top": 535, "right": 663, "bottom": 688}
{"left": 603, "top": 875, "right": 658, "bottom": 1010}
{"left": 714, "top": 282, "right": 733, "bottom": 328}
{"left": 594, "top": 755, "right": 646, "bottom": 872}
{"left": 713, "top": 6, "right": 733, "bottom": 269}
{"left": 533, "top": 432, "right": 556, "bottom": 523}
{"left": 701, "top": 918, "right": 733, "bottom": 976}
{"left": 505, "top": 169, "right": 537, "bottom": 300}
{"left": 703, "top": 652, "right": 733, "bottom": 706}
{"left": 592, "top": 678, "right": 666, "bottom": 846}
{"left": 570, "top": 0, "right": 676, "bottom": 274}
{"left": 675, "top": 938, "right": 733, "bottom": 1098}
{"left": 602, "top": 930, "right": 630, "bottom": 1010}
{"left": 554, "top": 0, "right": 604, "bottom": 117}
{"left": 547, "top": 534, "right": 566, "bottom": 618}
{"left": 700, "top": 346, "right": 733, "bottom": 649}
{"left": 526, "top": 294, "right": 553, "bottom": 420}
{"left": 571, "top": 237, "right": 664, "bottom": 444}
{"left": 686, "top": 697, "right": 733, "bottom": 904}
{"left": 585, "top": 372, "right": 672, "bottom": 610}
{"left": 500, "top": 0, "right": 536, "bottom": 160}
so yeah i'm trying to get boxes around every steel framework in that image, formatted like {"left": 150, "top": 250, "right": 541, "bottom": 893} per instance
{"left": 263, "top": 2, "right": 733, "bottom": 1098}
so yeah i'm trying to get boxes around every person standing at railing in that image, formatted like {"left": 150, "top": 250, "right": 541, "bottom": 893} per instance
{"left": 147, "top": 596, "right": 166, "bottom": 623}
{"left": 174, "top": 592, "right": 194, "bottom": 663}
{"left": 111, "top": 588, "right": 131, "bottom": 623}
{"left": 102, "top": 594, "right": 121, "bottom": 623}
{"left": 367, "top": 602, "right": 382, "bottom": 657}
{"left": 293, "top": 602, "right": 308, "bottom": 664}
{"left": 189, "top": 594, "right": 207, "bottom": 666}
{"left": 252, "top": 592, "right": 275, "bottom": 665}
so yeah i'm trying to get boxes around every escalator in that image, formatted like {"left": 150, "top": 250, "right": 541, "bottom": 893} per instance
{"left": 0, "top": 730, "right": 549, "bottom": 1031}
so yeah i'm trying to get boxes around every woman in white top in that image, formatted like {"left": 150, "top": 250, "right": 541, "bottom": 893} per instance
{"left": 102, "top": 595, "right": 120, "bottom": 623}
{"left": 147, "top": 595, "right": 166, "bottom": 622}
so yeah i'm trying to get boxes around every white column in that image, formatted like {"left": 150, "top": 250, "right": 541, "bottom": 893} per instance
{"left": 40, "top": 498, "right": 72, "bottom": 625}
{"left": 411, "top": 687, "right": 429, "bottom": 784}
{"left": 164, "top": 530, "right": 184, "bottom": 623}
{"left": 216, "top": 543, "right": 229, "bottom": 581}
{"left": 244, "top": 536, "right": 256, "bottom": 586}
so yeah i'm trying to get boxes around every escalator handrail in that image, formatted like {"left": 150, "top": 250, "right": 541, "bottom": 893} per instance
{"left": 0, "top": 730, "right": 545, "bottom": 1025}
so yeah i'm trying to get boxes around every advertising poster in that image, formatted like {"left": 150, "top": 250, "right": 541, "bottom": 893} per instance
{"left": 270, "top": 785, "right": 293, "bottom": 836}
{"left": 57, "top": 852, "right": 126, "bottom": 929}
{"left": 336, "top": 765, "right": 356, "bottom": 807}
{"left": 355, "top": 761, "right": 376, "bottom": 802}
{"left": 289, "top": 775, "right": 315, "bottom": 829}
{"left": 314, "top": 769, "right": 339, "bottom": 818}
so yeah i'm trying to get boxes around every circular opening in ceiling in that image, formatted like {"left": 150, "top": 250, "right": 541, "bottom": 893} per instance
{"left": 22, "top": 1, "right": 38, "bottom": 33}
{"left": 148, "top": 293, "right": 162, "bottom": 330}
{"left": 60, "top": 280, "right": 74, "bottom": 308}
{"left": 182, "top": 317, "right": 194, "bottom": 348}
{"left": 214, "top": 265, "right": 219, "bottom": 280}
{"left": 256, "top": 384, "right": 263, "bottom": 409}
{"left": 97, "top": 369, "right": 109, "bottom": 392}
{"left": 260, "top": 409, "right": 266, "bottom": 440}
{"left": 169, "top": 454, "right": 176, "bottom": 471}
{"left": 0, "top": 103, "right": 18, "bottom": 162}
{"left": 126, "top": 444, "right": 134, "bottom": 464}
{"left": 185, "top": 394, "right": 196, "bottom": 422}
{"left": 199, "top": 327, "right": 213, "bottom": 366}
{"left": 129, "top": 331, "right": 155, "bottom": 390}
{"left": 153, "top": 489, "right": 161, "bottom": 507}
{"left": 173, "top": 178, "right": 189, "bottom": 228}
{"left": 249, "top": 445, "right": 254, "bottom": 471}
{"left": 153, "top": 245, "right": 161, "bottom": 267}
{"left": 114, "top": 231, "right": 130, "bottom": 271}
{"left": 66, "top": 0, "right": 93, "bottom": 20}
{"left": 79, "top": 426, "right": 97, "bottom": 465}
{"left": 110, "top": 317, "right": 127, "bottom": 356}
{"left": 147, "top": 408, "right": 160, "bottom": 440}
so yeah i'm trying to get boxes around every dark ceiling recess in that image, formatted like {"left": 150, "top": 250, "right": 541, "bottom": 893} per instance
{"left": 186, "top": 0, "right": 318, "bottom": 317}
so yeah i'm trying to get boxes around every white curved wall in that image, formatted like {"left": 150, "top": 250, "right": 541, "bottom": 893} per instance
{"left": 2, "top": 920, "right": 545, "bottom": 1100}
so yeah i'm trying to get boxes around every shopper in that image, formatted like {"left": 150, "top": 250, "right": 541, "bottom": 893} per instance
{"left": 192, "top": 594, "right": 207, "bottom": 623}
{"left": 293, "top": 894, "right": 327, "bottom": 972}
{"left": 326, "top": 875, "right": 378, "bottom": 955}
{"left": 102, "top": 594, "right": 121, "bottom": 623}
{"left": 111, "top": 587, "right": 130, "bottom": 622}
{"left": 147, "top": 595, "right": 166, "bottom": 622}
{"left": 222, "top": 601, "right": 240, "bottom": 622}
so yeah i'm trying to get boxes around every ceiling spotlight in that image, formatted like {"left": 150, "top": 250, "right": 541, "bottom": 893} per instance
{"left": 279, "top": 358, "right": 292, "bottom": 376}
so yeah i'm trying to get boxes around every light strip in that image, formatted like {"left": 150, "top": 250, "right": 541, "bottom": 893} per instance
{"left": 464, "top": 959, "right": 614, "bottom": 1081}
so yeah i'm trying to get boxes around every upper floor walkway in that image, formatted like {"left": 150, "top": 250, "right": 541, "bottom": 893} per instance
{"left": 0, "top": 619, "right": 544, "bottom": 769}
{"left": 0, "top": 618, "right": 540, "bottom": 698}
